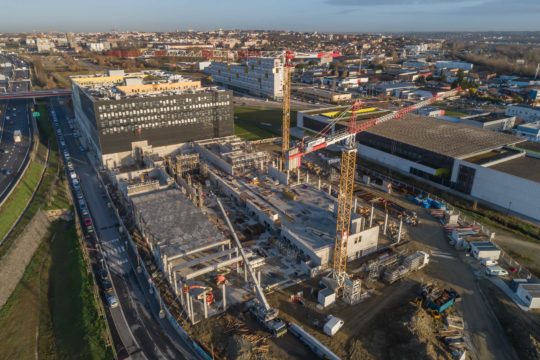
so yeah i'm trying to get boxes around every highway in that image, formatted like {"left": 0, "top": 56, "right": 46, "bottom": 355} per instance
{"left": 0, "top": 99, "right": 33, "bottom": 204}
{"left": 50, "top": 98, "right": 200, "bottom": 360}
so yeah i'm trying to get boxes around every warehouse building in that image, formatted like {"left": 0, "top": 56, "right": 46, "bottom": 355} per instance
{"left": 71, "top": 70, "right": 234, "bottom": 169}
{"left": 505, "top": 105, "right": 540, "bottom": 122}
{"left": 355, "top": 115, "right": 540, "bottom": 221}
{"left": 294, "top": 87, "right": 352, "bottom": 104}
{"left": 205, "top": 56, "right": 284, "bottom": 100}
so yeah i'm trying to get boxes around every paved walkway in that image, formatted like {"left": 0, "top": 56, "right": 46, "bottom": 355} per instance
{"left": 0, "top": 211, "right": 50, "bottom": 308}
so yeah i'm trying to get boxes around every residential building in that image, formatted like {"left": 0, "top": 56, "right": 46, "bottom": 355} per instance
{"left": 205, "top": 57, "right": 284, "bottom": 100}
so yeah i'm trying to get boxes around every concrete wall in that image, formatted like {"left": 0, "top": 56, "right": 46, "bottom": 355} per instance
{"left": 358, "top": 144, "right": 438, "bottom": 175}
{"left": 452, "top": 159, "right": 540, "bottom": 221}
{"left": 347, "top": 225, "right": 379, "bottom": 260}
{"left": 195, "top": 143, "right": 234, "bottom": 175}
{"left": 281, "top": 226, "right": 331, "bottom": 267}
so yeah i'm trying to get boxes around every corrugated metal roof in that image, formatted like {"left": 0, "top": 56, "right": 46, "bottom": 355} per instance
{"left": 363, "top": 114, "right": 524, "bottom": 158}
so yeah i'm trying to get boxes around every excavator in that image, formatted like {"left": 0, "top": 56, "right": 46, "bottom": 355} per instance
{"left": 216, "top": 197, "right": 287, "bottom": 337}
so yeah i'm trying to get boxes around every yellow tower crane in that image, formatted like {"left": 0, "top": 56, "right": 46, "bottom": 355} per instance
{"left": 281, "top": 51, "right": 295, "bottom": 171}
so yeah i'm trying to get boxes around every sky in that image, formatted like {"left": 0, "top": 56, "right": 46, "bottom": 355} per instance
{"left": 1, "top": 0, "right": 539, "bottom": 33}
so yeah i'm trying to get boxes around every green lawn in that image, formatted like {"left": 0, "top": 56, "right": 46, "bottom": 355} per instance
{"left": 0, "top": 221, "right": 112, "bottom": 360}
{"left": 234, "top": 106, "right": 297, "bottom": 140}
{"left": 49, "top": 222, "right": 112, "bottom": 359}
{"left": 0, "top": 160, "right": 45, "bottom": 240}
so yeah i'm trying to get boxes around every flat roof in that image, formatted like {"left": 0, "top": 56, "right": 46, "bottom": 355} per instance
{"left": 131, "top": 188, "right": 225, "bottom": 257}
{"left": 471, "top": 241, "right": 499, "bottom": 251}
{"left": 520, "top": 283, "right": 540, "bottom": 297}
{"left": 515, "top": 141, "right": 540, "bottom": 153}
{"left": 490, "top": 155, "right": 540, "bottom": 183}
{"left": 463, "top": 148, "right": 522, "bottom": 165}
{"left": 363, "top": 114, "right": 524, "bottom": 159}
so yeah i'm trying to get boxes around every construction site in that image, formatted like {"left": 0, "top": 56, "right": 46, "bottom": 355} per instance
{"left": 99, "top": 50, "right": 474, "bottom": 360}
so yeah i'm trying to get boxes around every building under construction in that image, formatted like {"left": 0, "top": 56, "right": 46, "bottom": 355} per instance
{"left": 194, "top": 135, "right": 271, "bottom": 175}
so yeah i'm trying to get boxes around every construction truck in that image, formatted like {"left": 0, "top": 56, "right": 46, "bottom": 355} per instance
{"left": 13, "top": 130, "right": 22, "bottom": 143}
{"left": 216, "top": 197, "right": 287, "bottom": 337}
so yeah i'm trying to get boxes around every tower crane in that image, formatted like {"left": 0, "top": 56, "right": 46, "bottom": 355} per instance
{"left": 283, "top": 87, "right": 462, "bottom": 289}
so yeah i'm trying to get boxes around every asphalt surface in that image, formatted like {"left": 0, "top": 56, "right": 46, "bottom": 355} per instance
{"left": 0, "top": 99, "right": 32, "bottom": 203}
{"left": 50, "top": 99, "right": 200, "bottom": 360}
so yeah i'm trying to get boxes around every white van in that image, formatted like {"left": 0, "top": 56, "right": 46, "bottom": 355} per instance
{"left": 485, "top": 266, "right": 508, "bottom": 277}
{"left": 480, "top": 259, "right": 498, "bottom": 267}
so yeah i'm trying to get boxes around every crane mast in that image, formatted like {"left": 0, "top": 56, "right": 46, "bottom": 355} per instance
{"left": 281, "top": 51, "right": 294, "bottom": 171}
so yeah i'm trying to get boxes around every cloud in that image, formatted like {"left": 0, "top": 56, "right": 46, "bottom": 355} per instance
{"left": 325, "top": 0, "right": 474, "bottom": 5}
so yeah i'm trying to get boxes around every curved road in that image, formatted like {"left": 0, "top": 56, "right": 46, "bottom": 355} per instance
{"left": 51, "top": 99, "right": 200, "bottom": 360}
{"left": 0, "top": 100, "right": 32, "bottom": 204}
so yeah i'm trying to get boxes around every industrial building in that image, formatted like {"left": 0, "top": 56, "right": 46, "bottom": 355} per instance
{"left": 505, "top": 105, "right": 540, "bottom": 122}
{"left": 515, "top": 122, "right": 540, "bottom": 142}
{"left": 353, "top": 114, "right": 540, "bottom": 221}
{"left": 294, "top": 87, "right": 352, "bottom": 104}
{"left": 457, "top": 112, "right": 516, "bottom": 132}
{"left": 205, "top": 56, "right": 284, "bottom": 100}
{"left": 70, "top": 69, "right": 234, "bottom": 169}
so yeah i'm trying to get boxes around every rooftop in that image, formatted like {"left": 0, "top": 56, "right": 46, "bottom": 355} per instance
{"left": 490, "top": 155, "right": 540, "bottom": 183}
{"left": 462, "top": 112, "right": 514, "bottom": 123}
{"left": 362, "top": 114, "right": 524, "bottom": 159}
{"left": 130, "top": 188, "right": 225, "bottom": 257}
{"left": 71, "top": 70, "right": 214, "bottom": 100}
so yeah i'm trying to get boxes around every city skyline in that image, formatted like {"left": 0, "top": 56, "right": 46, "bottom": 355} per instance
{"left": 1, "top": 0, "right": 540, "bottom": 33}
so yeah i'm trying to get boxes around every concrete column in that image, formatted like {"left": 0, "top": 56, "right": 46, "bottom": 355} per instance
{"left": 173, "top": 272, "right": 178, "bottom": 295}
{"left": 397, "top": 217, "right": 403, "bottom": 243}
{"left": 244, "top": 263, "right": 248, "bottom": 282}
{"left": 354, "top": 198, "right": 358, "bottom": 213}
{"left": 328, "top": 184, "right": 332, "bottom": 195}
{"left": 383, "top": 212, "right": 389, "bottom": 236}
{"left": 258, "top": 271, "right": 261, "bottom": 286}
{"left": 297, "top": 168, "right": 300, "bottom": 184}
{"left": 203, "top": 292, "right": 208, "bottom": 319}
{"left": 306, "top": 172, "right": 309, "bottom": 184}
{"left": 187, "top": 294, "right": 194, "bottom": 324}
{"left": 222, "top": 284, "right": 227, "bottom": 311}
{"left": 318, "top": 177, "right": 321, "bottom": 190}
{"left": 179, "top": 281, "right": 185, "bottom": 305}
{"left": 190, "top": 295, "right": 196, "bottom": 324}
{"left": 369, "top": 204, "right": 374, "bottom": 227}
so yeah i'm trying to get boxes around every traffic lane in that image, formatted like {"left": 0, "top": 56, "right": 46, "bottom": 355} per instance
{"left": 53, "top": 101, "right": 199, "bottom": 359}
{"left": 0, "top": 101, "right": 32, "bottom": 200}
{"left": 52, "top": 105, "right": 145, "bottom": 358}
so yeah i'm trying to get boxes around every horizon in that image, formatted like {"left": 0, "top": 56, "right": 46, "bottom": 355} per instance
{"left": 1, "top": 0, "right": 540, "bottom": 33}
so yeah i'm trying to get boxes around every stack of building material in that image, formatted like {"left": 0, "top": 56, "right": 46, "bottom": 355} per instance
{"left": 382, "top": 265, "right": 408, "bottom": 284}
{"left": 403, "top": 251, "right": 429, "bottom": 271}
{"left": 344, "top": 277, "right": 362, "bottom": 305}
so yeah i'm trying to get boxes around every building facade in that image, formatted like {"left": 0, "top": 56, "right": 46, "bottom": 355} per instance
{"left": 505, "top": 105, "right": 540, "bottom": 122}
{"left": 205, "top": 57, "right": 284, "bottom": 100}
{"left": 71, "top": 70, "right": 234, "bottom": 168}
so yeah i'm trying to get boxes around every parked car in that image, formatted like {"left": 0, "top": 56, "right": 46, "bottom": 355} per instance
{"left": 106, "top": 294, "right": 119, "bottom": 308}
{"left": 84, "top": 217, "right": 92, "bottom": 227}
{"left": 486, "top": 266, "right": 509, "bottom": 277}
{"left": 101, "top": 279, "right": 113, "bottom": 293}
{"left": 480, "top": 259, "right": 497, "bottom": 267}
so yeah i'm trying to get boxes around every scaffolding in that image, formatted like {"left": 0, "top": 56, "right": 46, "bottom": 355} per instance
{"left": 343, "top": 277, "right": 362, "bottom": 305}
{"left": 175, "top": 153, "right": 200, "bottom": 176}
